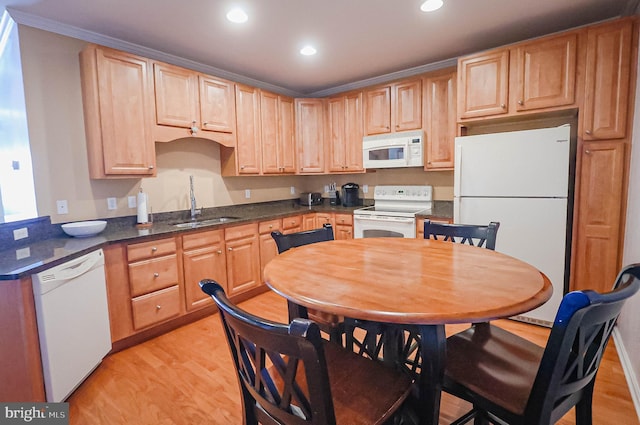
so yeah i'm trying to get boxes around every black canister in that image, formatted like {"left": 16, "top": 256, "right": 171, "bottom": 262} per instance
{"left": 341, "top": 183, "right": 360, "bottom": 207}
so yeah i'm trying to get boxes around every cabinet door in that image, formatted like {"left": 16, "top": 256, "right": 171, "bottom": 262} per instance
{"left": 364, "top": 86, "right": 391, "bottom": 135}
{"left": 199, "top": 75, "right": 235, "bottom": 134}
{"left": 458, "top": 49, "right": 509, "bottom": 119}
{"left": 259, "top": 219, "right": 282, "bottom": 282}
{"left": 260, "top": 91, "right": 280, "bottom": 174}
{"left": 225, "top": 224, "right": 261, "bottom": 297}
{"left": 572, "top": 141, "right": 625, "bottom": 294}
{"left": 302, "top": 214, "right": 317, "bottom": 231}
{"left": 81, "top": 46, "right": 155, "bottom": 177}
{"left": 344, "top": 92, "right": 364, "bottom": 171}
{"left": 334, "top": 214, "right": 353, "bottom": 240}
{"left": 424, "top": 72, "right": 456, "bottom": 170}
{"left": 183, "top": 244, "right": 226, "bottom": 312}
{"left": 296, "top": 99, "right": 325, "bottom": 173}
{"left": 316, "top": 213, "right": 335, "bottom": 229}
{"left": 153, "top": 62, "right": 198, "bottom": 128}
{"left": 235, "top": 84, "right": 261, "bottom": 174}
{"left": 583, "top": 20, "right": 632, "bottom": 140}
{"left": 512, "top": 32, "right": 577, "bottom": 112}
{"left": 394, "top": 79, "right": 422, "bottom": 131}
{"left": 327, "top": 97, "right": 346, "bottom": 172}
{"left": 279, "top": 96, "right": 296, "bottom": 173}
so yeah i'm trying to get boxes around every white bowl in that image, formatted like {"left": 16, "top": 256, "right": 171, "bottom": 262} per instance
{"left": 62, "top": 220, "right": 107, "bottom": 237}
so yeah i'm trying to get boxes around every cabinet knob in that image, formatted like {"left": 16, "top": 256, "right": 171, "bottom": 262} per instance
{"left": 240, "top": 165, "right": 245, "bottom": 170}
{"left": 585, "top": 150, "right": 591, "bottom": 155}
{"left": 156, "top": 305, "right": 162, "bottom": 310}
{"left": 518, "top": 100, "right": 524, "bottom": 105}
{"left": 586, "top": 130, "right": 592, "bottom": 135}
{"left": 151, "top": 247, "right": 157, "bottom": 252}
{"left": 148, "top": 165, "right": 155, "bottom": 170}
{"left": 153, "top": 272, "right": 159, "bottom": 278}
{"left": 203, "top": 122, "right": 208, "bottom": 127}
{"left": 217, "top": 250, "right": 222, "bottom": 254}
{"left": 190, "top": 121, "right": 199, "bottom": 135}
{"left": 427, "top": 161, "right": 432, "bottom": 165}
{"left": 269, "top": 225, "right": 273, "bottom": 228}
{"left": 228, "top": 247, "right": 233, "bottom": 251}
{"left": 500, "top": 104, "right": 506, "bottom": 109}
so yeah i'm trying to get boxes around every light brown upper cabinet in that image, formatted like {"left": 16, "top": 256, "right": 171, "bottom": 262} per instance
{"left": 326, "top": 92, "right": 365, "bottom": 173}
{"left": 458, "top": 31, "right": 578, "bottom": 121}
{"left": 582, "top": 18, "right": 633, "bottom": 140}
{"left": 364, "top": 78, "right": 422, "bottom": 135}
{"left": 423, "top": 70, "right": 457, "bottom": 170}
{"left": 152, "top": 61, "right": 236, "bottom": 147}
{"left": 233, "top": 84, "right": 262, "bottom": 175}
{"left": 296, "top": 99, "right": 326, "bottom": 174}
{"left": 457, "top": 49, "right": 509, "bottom": 119}
{"left": 80, "top": 44, "right": 156, "bottom": 178}
{"left": 260, "top": 91, "right": 296, "bottom": 174}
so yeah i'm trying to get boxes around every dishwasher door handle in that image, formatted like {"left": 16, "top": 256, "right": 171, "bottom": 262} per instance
{"left": 36, "top": 250, "right": 104, "bottom": 294}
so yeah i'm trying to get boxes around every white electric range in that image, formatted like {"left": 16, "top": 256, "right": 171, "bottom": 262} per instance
{"left": 353, "top": 185, "right": 432, "bottom": 238}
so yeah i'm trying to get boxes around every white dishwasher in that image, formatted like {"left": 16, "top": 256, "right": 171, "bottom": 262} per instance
{"left": 32, "top": 249, "right": 112, "bottom": 402}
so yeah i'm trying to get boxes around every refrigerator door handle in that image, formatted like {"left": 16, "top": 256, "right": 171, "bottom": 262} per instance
{"left": 454, "top": 143, "right": 463, "bottom": 197}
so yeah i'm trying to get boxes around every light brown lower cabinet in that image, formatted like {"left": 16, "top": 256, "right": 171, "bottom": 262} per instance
{"left": 225, "top": 223, "right": 262, "bottom": 297}
{"left": 182, "top": 229, "right": 227, "bottom": 312}
{"left": 259, "top": 219, "right": 282, "bottom": 282}
{"left": 334, "top": 213, "right": 353, "bottom": 240}
{"left": 572, "top": 141, "right": 626, "bottom": 294}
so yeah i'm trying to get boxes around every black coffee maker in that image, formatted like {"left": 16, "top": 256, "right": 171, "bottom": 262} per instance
{"left": 341, "top": 183, "right": 360, "bottom": 207}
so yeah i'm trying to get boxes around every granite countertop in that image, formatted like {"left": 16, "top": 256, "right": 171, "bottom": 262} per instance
{"left": 0, "top": 199, "right": 453, "bottom": 280}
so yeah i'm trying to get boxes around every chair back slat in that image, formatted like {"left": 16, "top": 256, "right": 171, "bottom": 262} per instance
{"left": 424, "top": 220, "right": 500, "bottom": 250}
{"left": 200, "top": 280, "right": 337, "bottom": 425}
{"left": 526, "top": 264, "right": 640, "bottom": 423}
{"left": 271, "top": 224, "right": 334, "bottom": 254}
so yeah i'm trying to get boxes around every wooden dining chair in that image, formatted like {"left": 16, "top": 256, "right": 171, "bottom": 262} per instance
{"left": 442, "top": 263, "right": 640, "bottom": 425}
{"left": 271, "top": 224, "right": 344, "bottom": 343}
{"left": 199, "top": 279, "right": 415, "bottom": 425}
{"left": 423, "top": 220, "right": 500, "bottom": 250}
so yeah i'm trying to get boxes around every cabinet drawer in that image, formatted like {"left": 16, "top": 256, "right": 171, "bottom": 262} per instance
{"left": 334, "top": 213, "right": 353, "bottom": 226}
{"left": 182, "top": 229, "right": 224, "bottom": 250}
{"left": 128, "top": 254, "right": 179, "bottom": 297}
{"left": 259, "top": 219, "right": 282, "bottom": 234}
{"left": 225, "top": 222, "right": 259, "bottom": 240}
{"left": 127, "top": 238, "right": 176, "bottom": 262}
{"left": 282, "top": 215, "right": 302, "bottom": 230}
{"left": 131, "top": 285, "right": 180, "bottom": 330}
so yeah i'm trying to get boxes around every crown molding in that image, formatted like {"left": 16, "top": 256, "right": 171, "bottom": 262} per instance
{"left": 7, "top": 7, "right": 456, "bottom": 98}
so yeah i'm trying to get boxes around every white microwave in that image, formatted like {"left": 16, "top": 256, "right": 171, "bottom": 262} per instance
{"left": 362, "top": 130, "right": 424, "bottom": 169}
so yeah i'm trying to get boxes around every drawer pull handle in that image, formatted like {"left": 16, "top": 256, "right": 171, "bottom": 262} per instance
{"left": 151, "top": 247, "right": 157, "bottom": 252}
{"left": 153, "top": 272, "right": 159, "bottom": 278}
{"left": 217, "top": 250, "right": 222, "bottom": 254}
{"left": 228, "top": 247, "right": 233, "bottom": 251}
{"left": 156, "top": 305, "right": 162, "bottom": 310}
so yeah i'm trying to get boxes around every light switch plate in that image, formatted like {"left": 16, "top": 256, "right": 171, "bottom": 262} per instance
{"left": 290, "top": 186, "right": 296, "bottom": 195}
{"left": 56, "top": 200, "right": 68, "bottom": 214}
{"left": 107, "top": 197, "right": 117, "bottom": 210}
{"left": 128, "top": 196, "right": 136, "bottom": 208}
{"left": 363, "top": 185, "right": 369, "bottom": 194}
{"left": 245, "top": 189, "right": 251, "bottom": 199}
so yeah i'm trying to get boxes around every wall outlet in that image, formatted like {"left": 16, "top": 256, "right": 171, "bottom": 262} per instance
{"left": 13, "top": 227, "right": 28, "bottom": 240}
{"left": 107, "top": 197, "right": 117, "bottom": 210}
{"left": 290, "top": 186, "right": 296, "bottom": 195}
{"left": 245, "top": 189, "right": 251, "bottom": 199}
{"left": 363, "top": 184, "right": 369, "bottom": 194}
{"left": 128, "top": 196, "right": 137, "bottom": 208}
{"left": 324, "top": 185, "right": 329, "bottom": 193}
{"left": 56, "top": 200, "right": 68, "bottom": 214}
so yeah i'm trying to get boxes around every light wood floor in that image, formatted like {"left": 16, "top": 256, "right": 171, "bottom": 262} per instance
{"left": 68, "top": 291, "right": 639, "bottom": 424}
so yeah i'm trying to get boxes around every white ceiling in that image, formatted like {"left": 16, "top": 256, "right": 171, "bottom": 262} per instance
{"left": 2, "top": 0, "right": 638, "bottom": 97}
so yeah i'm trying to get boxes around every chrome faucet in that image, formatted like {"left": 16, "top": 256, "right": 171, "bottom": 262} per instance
{"left": 189, "top": 175, "right": 201, "bottom": 221}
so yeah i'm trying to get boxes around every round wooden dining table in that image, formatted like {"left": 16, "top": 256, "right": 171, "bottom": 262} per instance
{"left": 263, "top": 237, "right": 553, "bottom": 425}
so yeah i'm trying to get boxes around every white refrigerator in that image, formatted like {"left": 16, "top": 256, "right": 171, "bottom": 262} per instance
{"left": 453, "top": 124, "right": 573, "bottom": 326}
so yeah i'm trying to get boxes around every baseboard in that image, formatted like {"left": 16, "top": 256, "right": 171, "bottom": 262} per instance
{"left": 612, "top": 327, "right": 640, "bottom": 422}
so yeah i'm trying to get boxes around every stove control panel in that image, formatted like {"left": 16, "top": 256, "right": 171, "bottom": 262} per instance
{"left": 373, "top": 185, "right": 432, "bottom": 201}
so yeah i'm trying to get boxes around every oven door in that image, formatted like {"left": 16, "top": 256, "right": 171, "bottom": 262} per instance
{"left": 353, "top": 215, "right": 416, "bottom": 238}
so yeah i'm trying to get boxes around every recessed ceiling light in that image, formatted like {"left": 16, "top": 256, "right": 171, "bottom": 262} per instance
{"left": 420, "top": 0, "right": 443, "bottom": 12}
{"left": 300, "top": 45, "right": 317, "bottom": 56}
{"left": 226, "top": 8, "right": 248, "bottom": 23}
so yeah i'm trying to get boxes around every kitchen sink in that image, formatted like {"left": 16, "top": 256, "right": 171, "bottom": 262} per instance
{"left": 172, "top": 217, "right": 240, "bottom": 228}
